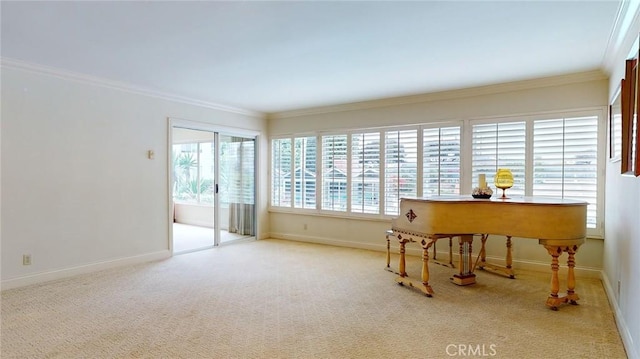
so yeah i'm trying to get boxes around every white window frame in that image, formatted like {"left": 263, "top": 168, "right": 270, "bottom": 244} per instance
{"left": 269, "top": 108, "right": 605, "bottom": 238}
{"left": 464, "top": 109, "right": 605, "bottom": 238}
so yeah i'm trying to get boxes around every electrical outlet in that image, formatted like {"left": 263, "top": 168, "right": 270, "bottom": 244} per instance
{"left": 23, "top": 254, "right": 31, "bottom": 266}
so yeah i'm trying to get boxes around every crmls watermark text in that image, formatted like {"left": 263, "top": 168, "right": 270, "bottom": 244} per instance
{"left": 446, "top": 344, "right": 497, "bottom": 357}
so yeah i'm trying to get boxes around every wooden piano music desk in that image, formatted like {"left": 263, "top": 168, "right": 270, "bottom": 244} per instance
{"left": 386, "top": 195, "right": 587, "bottom": 311}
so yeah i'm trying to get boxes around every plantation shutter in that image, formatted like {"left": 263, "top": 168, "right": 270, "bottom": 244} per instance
{"left": 533, "top": 116, "right": 598, "bottom": 228}
{"left": 351, "top": 132, "right": 380, "bottom": 214}
{"left": 384, "top": 129, "right": 418, "bottom": 215}
{"left": 423, "top": 126, "right": 461, "bottom": 196}
{"left": 293, "top": 136, "right": 316, "bottom": 209}
{"left": 271, "top": 138, "right": 291, "bottom": 207}
{"left": 472, "top": 121, "right": 526, "bottom": 195}
{"left": 321, "top": 135, "right": 348, "bottom": 211}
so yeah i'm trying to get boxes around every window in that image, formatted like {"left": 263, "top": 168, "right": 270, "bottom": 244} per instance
{"left": 612, "top": 106, "right": 622, "bottom": 160}
{"left": 472, "top": 121, "right": 526, "bottom": 195}
{"left": 471, "top": 115, "right": 600, "bottom": 234}
{"left": 351, "top": 132, "right": 380, "bottom": 214}
{"left": 271, "top": 138, "right": 291, "bottom": 207}
{"left": 269, "top": 110, "right": 602, "bottom": 237}
{"left": 294, "top": 137, "right": 317, "bottom": 209}
{"left": 423, "top": 126, "right": 461, "bottom": 195}
{"left": 533, "top": 116, "right": 598, "bottom": 228}
{"left": 384, "top": 129, "right": 418, "bottom": 215}
{"left": 322, "top": 135, "right": 348, "bottom": 211}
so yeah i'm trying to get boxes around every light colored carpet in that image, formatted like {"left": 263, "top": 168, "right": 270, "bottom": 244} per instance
{"left": 1, "top": 239, "right": 627, "bottom": 358}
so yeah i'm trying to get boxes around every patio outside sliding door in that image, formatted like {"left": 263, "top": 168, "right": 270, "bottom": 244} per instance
{"left": 171, "top": 127, "right": 216, "bottom": 252}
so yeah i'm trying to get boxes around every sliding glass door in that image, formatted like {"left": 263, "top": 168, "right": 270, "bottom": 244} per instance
{"left": 170, "top": 122, "right": 256, "bottom": 253}
{"left": 172, "top": 127, "right": 216, "bottom": 252}
{"left": 217, "top": 135, "right": 256, "bottom": 244}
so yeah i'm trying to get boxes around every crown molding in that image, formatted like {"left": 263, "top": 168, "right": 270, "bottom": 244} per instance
{"left": 268, "top": 70, "right": 608, "bottom": 120}
{"left": 602, "top": 0, "right": 640, "bottom": 74}
{"left": 0, "top": 57, "right": 264, "bottom": 118}
{"left": 1, "top": 57, "right": 606, "bottom": 121}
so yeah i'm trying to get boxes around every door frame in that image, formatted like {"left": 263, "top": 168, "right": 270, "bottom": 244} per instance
{"left": 167, "top": 117, "right": 259, "bottom": 254}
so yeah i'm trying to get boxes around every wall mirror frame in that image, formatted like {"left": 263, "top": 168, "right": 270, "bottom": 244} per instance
{"left": 636, "top": 58, "right": 640, "bottom": 176}
{"left": 621, "top": 53, "right": 640, "bottom": 176}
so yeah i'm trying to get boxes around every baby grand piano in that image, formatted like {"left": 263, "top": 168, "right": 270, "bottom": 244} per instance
{"left": 386, "top": 195, "right": 588, "bottom": 310}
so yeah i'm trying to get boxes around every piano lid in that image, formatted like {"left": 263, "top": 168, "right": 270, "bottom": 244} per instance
{"left": 401, "top": 195, "right": 587, "bottom": 206}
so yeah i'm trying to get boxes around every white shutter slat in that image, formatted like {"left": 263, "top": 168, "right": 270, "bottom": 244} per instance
{"left": 385, "top": 129, "right": 417, "bottom": 215}
{"left": 294, "top": 137, "right": 316, "bottom": 209}
{"left": 271, "top": 138, "right": 292, "bottom": 207}
{"left": 322, "top": 135, "right": 348, "bottom": 211}
{"left": 533, "top": 116, "right": 598, "bottom": 228}
{"left": 423, "top": 126, "right": 461, "bottom": 196}
{"left": 472, "top": 122, "right": 526, "bottom": 194}
{"left": 351, "top": 132, "right": 380, "bottom": 214}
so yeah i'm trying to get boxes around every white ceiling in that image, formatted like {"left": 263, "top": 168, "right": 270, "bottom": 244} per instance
{"left": 0, "top": 1, "right": 625, "bottom": 114}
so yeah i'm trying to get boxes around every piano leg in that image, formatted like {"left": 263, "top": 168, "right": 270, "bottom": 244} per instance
{"left": 385, "top": 230, "right": 393, "bottom": 273}
{"left": 477, "top": 234, "right": 489, "bottom": 270}
{"left": 394, "top": 235, "right": 436, "bottom": 297}
{"left": 476, "top": 235, "right": 515, "bottom": 279}
{"left": 545, "top": 246, "right": 562, "bottom": 310}
{"left": 452, "top": 235, "right": 476, "bottom": 286}
{"left": 566, "top": 245, "right": 580, "bottom": 305}
{"left": 420, "top": 239, "right": 435, "bottom": 296}
{"left": 543, "top": 243, "right": 582, "bottom": 310}
{"left": 397, "top": 236, "right": 409, "bottom": 278}
{"left": 449, "top": 237, "right": 454, "bottom": 267}
{"left": 431, "top": 236, "right": 454, "bottom": 268}
{"left": 505, "top": 236, "right": 514, "bottom": 278}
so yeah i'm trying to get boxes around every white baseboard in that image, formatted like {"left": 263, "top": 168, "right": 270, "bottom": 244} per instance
{"left": 459, "top": 253, "right": 602, "bottom": 279}
{"left": 268, "top": 232, "right": 602, "bottom": 279}
{"left": 1, "top": 250, "right": 171, "bottom": 291}
{"left": 601, "top": 274, "right": 639, "bottom": 359}
{"left": 269, "top": 232, "right": 387, "bottom": 252}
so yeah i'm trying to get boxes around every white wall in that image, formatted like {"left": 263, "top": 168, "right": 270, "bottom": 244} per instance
{"left": 0, "top": 64, "right": 268, "bottom": 289}
{"left": 603, "top": 5, "right": 640, "bottom": 358}
{"left": 270, "top": 73, "right": 608, "bottom": 134}
{"left": 268, "top": 73, "right": 608, "bottom": 274}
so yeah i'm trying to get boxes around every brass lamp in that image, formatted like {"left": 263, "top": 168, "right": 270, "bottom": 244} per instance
{"left": 494, "top": 168, "right": 514, "bottom": 199}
